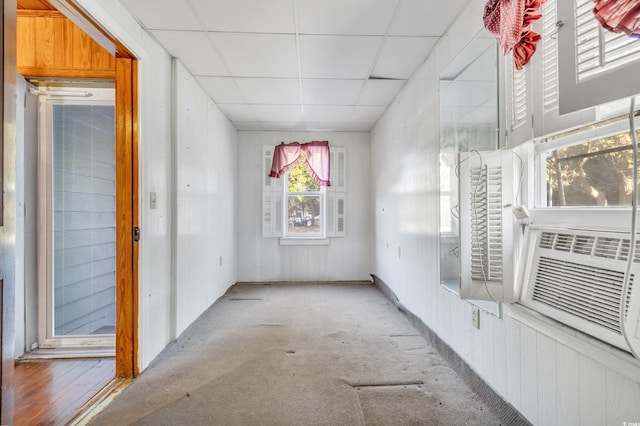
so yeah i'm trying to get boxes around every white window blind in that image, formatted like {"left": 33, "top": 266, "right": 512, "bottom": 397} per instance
{"left": 512, "top": 66, "right": 528, "bottom": 128}
{"left": 542, "top": 0, "right": 559, "bottom": 113}
{"left": 558, "top": 0, "right": 640, "bottom": 114}
{"left": 531, "top": 0, "right": 596, "bottom": 136}
{"left": 262, "top": 145, "right": 283, "bottom": 238}
{"left": 326, "top": 147, "right": 346, "bottom": 237}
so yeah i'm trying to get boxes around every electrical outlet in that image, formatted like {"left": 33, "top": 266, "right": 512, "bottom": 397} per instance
{"left": 471, "top": 308, "right": 480, "bottom": 329}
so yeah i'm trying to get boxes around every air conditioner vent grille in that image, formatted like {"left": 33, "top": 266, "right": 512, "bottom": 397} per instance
{"left": 532, "top": 256, "right": 630, "bottom": 334}
{"left": 538, "top": 231, "right": 640, "bottom": 263}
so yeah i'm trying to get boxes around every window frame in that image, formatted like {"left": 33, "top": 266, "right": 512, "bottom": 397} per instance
{"left": 37, "top": 88, "right": 117, "bottom": 350}
{"left": 262, "top": 145, "right": 345, "bottom": 243}
{"left": 282, "top": 166, "right": 326, "bottom": 240}
{"left": 531, "top": 114, "right": 639, "bottom": 231}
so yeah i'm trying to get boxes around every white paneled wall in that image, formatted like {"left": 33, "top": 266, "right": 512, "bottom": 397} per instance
{"left": 174, "top": 60, "right": 238, "bottom": 336}
{"left": 76, "top": 0, "right": 237, "bottom": 369}
{"left": 137, "top": 30, "right": 174, "bottom": 368}
{"left": 237, "top": 131, "right": 371, "bottom": 282}
{"left": 371, "top": 1, "right": 640, "bottom": 425}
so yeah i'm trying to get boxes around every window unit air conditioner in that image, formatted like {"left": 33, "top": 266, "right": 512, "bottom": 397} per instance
{"left": 459, "top": 150, "right": 518, "bottom": 303}
{"left": 520, "top": 227, "right": 640, "bottom": 357}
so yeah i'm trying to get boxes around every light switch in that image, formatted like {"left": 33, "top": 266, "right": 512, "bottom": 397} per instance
{"left": 150, "top": 192, "right": 158, "bottom": 209}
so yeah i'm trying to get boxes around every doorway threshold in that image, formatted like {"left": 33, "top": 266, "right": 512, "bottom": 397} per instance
{"left": 18, "top": 347, "right": 115, "bottom": 359}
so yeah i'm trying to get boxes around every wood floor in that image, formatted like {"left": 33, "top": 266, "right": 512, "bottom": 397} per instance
{"left": 14, "top": 358, "right": 115, "bottom": 426}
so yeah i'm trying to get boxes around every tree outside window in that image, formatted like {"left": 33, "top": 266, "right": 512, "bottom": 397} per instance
{"left": 286, "top": 152, "right": 323, "bottom": 236}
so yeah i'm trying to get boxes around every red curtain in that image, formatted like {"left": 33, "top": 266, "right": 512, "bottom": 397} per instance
{"left": 269, "top": 141, "right": 331, "bottom": 186}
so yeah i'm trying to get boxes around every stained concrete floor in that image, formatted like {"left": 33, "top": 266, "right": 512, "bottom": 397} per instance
{"left": 89, "top": 282, "right": 505, "bottom": 425}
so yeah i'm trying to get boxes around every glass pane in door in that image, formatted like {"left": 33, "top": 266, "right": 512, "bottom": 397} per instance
{"left": 53, "top": 104, "right": 116, "bottom": 336}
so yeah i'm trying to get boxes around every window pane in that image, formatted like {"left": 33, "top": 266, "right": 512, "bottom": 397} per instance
{"left": 545, "top": 131, "right": 640, "bottom": 207}
{"left": 288, "top": 153, "right": 320, "bottom": 192}
{"left": 53, "top": 104, "right": 116, "bottom": 336}
{"left": 287, "top": 195, "right": 321, "bottom": 236}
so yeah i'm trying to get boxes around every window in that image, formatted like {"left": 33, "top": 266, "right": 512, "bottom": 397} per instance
{"left": 534, "top": 111, "right": 640, "bottom": 210}
{"left": 285, "top": 153, "right": 323, "bottom": 238}
{"left": 263, "top": 145, "right": 346, "bottom": 241}
{"left": 543, "top": 129, "right": 640, "bottom": 207}
{"left": 557, "top": 0, "right": 640, "bottom": 114}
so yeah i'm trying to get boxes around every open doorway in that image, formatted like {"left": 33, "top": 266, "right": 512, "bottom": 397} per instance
{"left": 8, "top": 0, "right": 139, "bottom": 423}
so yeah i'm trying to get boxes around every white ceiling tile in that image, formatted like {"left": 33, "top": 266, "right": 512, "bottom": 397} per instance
{"left": 261, "top": 122, "right": 309, "bottom": 131}
{"left": 233, "top": 121, "right": 264, "bottom": 130}
{"left": 196, "top": 77, "right": 246, "bottom": 103}
{"left": 300, "top": 35, "right": 382, "bottom": 79}
{"left": 351, "top": 106, "right": 387, "bottom": 123}
{"left": 371, "top": 37, "right": 437, "bottom": 79}
{"left": 389, "top": 0, "right": 468, "bottom": 36}
{"left": 235, "top": 78, "right": 300, "bottom": 104}
{"left": 441, "top": 37, "right": 495, "bottom": 80}
{"left": 216, "top": 104, "right": 259, "bottom": 122}
{"left": 357, "top": 79, "right": 406, "bottom": 105}
{"left": 302, "top": 79, "right": 365, "bottom": 105}
{"left": 121, "top": 0, "right": 200, "bottom": 30}
{"left": 302, "top": 122, "right": 372, "bottom": 132}
{"left": 303, "top": 105, "right": 354, "bottom": 122}
{"left": 151, "top": 31, "right": 228, "bottom": 76}
{"left": 210, "top": 33, "right": 298, "bottom": 78}
{"left": 188, "top": 0, "right": 294, "bottom": 33}
{"left": 252, "top": 105, "right": 304, "bottom": 122}
{"left": 297, "top": 0, "right": 399, "bottom": 35}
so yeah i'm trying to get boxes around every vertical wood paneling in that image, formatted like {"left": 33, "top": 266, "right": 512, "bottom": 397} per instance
{"left": 492, "top": 315, "right": 507, "bottom": 397}
{"left": 520, "top": 325, "right": 538, "bottom": 423}
{"left": 16, "top": 16, "right": 35, "bottom": 65}
{"left": 579, "top": 356, "right": 607, "bottom": 426}
{"left": 481, "top": 313, "right": 495, "bottom": 385}
{"left": 505, "top": 317, "right": 522, "bottom": 410}
{"left": 536, "top": 333, "right": 557, "bottom": 426}
{"left": 34, "top": 16, "right": 54, "bottom": 68}
{"left": 71, "top": 18, "right": 91, "bottom": 70}
{"left": 606, "top": 368, "right": 640, "bottom": 424}
{"left": 556, "top": 344, "right": 580, "bottom": 426}
{"left": 16, "top": 11, "right": 115, "bottom": 79}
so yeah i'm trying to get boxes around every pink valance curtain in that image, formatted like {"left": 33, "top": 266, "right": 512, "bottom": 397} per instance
{"left": 593, "top": 0, "right": 640, "bottom": 37}
{"left": 269, "top": 141, "right": 331, "bottom": 186}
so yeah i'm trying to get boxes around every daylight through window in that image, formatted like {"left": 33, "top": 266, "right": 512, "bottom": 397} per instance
{"left": 286, "top": 152, "right": 323, "bottom": 237}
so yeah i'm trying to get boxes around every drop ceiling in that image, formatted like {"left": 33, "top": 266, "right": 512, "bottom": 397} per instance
{"left": 120, "top": 0, "right": 468, "bottom": 132}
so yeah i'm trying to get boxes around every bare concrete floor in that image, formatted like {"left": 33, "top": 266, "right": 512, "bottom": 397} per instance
{"left": 89, "top": 283, "right": 504, "bottom": 425}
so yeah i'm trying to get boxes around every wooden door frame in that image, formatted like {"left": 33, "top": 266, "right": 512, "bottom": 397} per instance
{"left": 5, "top": 0, "right": 139, "bottom": 391}
{"left": 115, "top": 56, "right": 139, "bottom": 378}
{"left": 46, "top": 0, "right": 140, "bottom": 378}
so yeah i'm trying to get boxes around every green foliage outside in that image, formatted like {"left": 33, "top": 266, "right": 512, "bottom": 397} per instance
{"left": 287, "top": 153, "right": 321, "bottom": 223}
{"left": 546, "top": 131, "right": 640, "bottom": 206}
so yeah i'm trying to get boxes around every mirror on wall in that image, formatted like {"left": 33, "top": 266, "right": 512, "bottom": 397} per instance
{"left": 438, "top": 28, "right": 501, "bottom": 315}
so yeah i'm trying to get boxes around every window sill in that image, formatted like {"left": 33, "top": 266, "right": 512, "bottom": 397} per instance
{"left": 279, "top": 238, "right": 330, "bottom": 246}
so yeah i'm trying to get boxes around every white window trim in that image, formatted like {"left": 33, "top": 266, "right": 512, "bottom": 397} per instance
{"left": 262, "top": 145, "right": 346, "bottom": 241}
{"left": 36, "top": 89, "right": 116, "bottom": 350}
{"left": 282, "top": 168, "right": 326, "bottom": 240}
{"left": 557, "top": 0, "right": 640, "bottom": 114}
